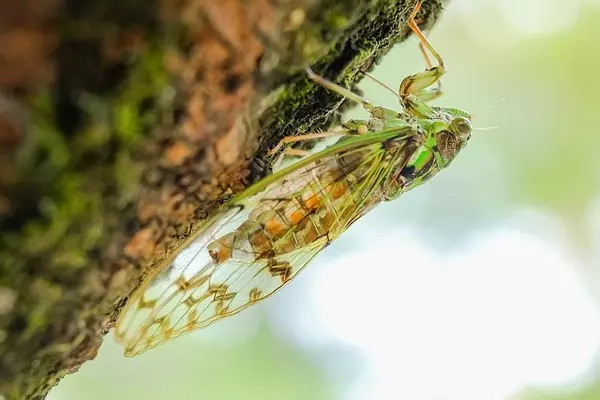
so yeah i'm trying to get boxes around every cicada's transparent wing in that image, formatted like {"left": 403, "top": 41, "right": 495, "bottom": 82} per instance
{"left": 114, "top": 204, "right": 251, "bottom": 352}
{"left": 115, "top": 126, "right": 417, "bottom": 356}
{"left": 118, "top": 236, "right": 329, "bottom": 356}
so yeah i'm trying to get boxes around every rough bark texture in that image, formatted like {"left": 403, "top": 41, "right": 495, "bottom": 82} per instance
{"left": 0, "top": 0, "right": 443, "bottom": 398}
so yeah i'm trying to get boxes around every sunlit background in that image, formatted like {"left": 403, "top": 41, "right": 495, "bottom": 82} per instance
{"left": 51, "top": 0, "right": 600, "bottom": 399}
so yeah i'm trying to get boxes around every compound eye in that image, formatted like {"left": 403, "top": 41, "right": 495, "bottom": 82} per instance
{"left": 450, "top": 117, "right": 472, "bottom": 139}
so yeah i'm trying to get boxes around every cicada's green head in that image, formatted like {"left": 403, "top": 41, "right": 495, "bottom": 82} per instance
{"left": 381, "top": 114, "right": 473, "bottom": 201}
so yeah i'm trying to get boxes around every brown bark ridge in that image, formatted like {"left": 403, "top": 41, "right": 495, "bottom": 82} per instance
{"left": 0, "top": 0, "right": 444, "bottom": 398}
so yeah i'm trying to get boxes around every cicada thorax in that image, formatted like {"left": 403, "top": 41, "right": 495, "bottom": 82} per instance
{"left": 397, "top": 119, "right": 470, "bottom": 193}
{"left": 374, "top": 132, "right": 423, "bottom": 201}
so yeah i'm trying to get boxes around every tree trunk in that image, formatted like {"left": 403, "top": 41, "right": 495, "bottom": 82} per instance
{"left": 0, "top": 0, "right": 443, "bottom": 398}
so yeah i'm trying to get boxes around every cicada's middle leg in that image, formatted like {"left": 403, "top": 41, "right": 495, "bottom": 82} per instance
{"left": 268, "top": 131, "right": 348, "bottom": 157}
{"left": 268, "top": 130, "right": 351, "bottom": 171}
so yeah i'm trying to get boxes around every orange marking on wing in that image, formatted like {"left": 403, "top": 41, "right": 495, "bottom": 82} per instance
{"left": 249, "top": 230, "right": 272, "bottom": 254}
{"left": 265, "top": 218, "right": 286, "bottom": 237}
{"left": 304, "top": 195, "right": 321, "bottom": 210}
{"left": 289, "top": 209, "right": 307, "bottom": 225}
{"left": 208, "top": 243, "right": 232, "bottom": 263}
{"left": 279, "top": 239, "right": 296, "bottom": 253}
{"left": 208, "top": 233, "right": 234, "bottom": 263}
{"left": 327, "top": 181, "right": 348, "bottom": 200}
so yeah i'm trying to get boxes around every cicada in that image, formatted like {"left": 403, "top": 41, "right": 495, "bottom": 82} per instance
{"left": 115, "top": 0, "right": 473, "bottom": 356}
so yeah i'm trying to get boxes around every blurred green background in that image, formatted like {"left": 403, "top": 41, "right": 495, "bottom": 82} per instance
{"left": 50, "top": 0, "right": 600, "bottom": 399}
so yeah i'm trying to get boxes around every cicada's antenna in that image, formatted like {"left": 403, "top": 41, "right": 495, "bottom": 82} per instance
{"left": 473, "top": 97, "right": 506, "bottom": 119}
{"left": 470, "top": 97, "right": 505, "bottom": 132}
{"left": 472, "top": 126, "right": 500, "bottom": 132}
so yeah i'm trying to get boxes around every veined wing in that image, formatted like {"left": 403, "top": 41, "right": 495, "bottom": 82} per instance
{"left": 115, "top": 125, "right": 419, "bottom": 356}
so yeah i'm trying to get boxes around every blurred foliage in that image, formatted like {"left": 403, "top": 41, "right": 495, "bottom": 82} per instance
{"left": 52, "top": 316, "right": 336, "bottom": 400}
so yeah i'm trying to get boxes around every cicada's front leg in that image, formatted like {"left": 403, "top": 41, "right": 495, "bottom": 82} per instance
{"left": 268, "top": 130, "right": 352, "bottom": 172}
{"left": 415, "top": 38, "right": 443, "bottom": 102}
{"left": 398, "top": 0, "right": 446, "bottom": 115}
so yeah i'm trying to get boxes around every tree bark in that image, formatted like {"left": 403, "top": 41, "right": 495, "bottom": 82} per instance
{"left": 0, "top": 0, "right": 443, "bottom": 398}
